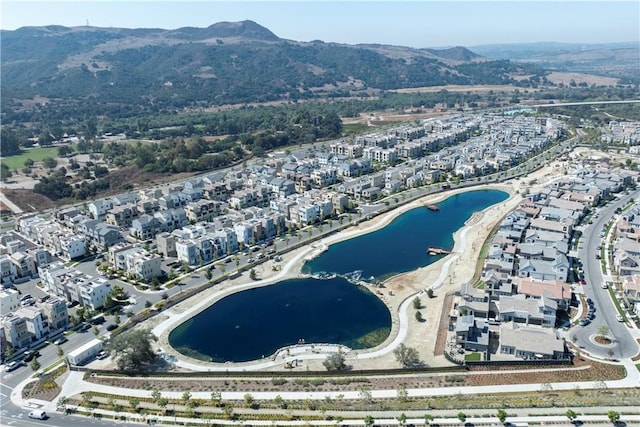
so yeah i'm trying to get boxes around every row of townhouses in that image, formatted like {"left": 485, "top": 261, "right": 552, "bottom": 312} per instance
{"left": 452, "top": 165, "right": 638, "bottom": 360}
{"left": 1, "top": 288, "right": 70, "bottom": 352}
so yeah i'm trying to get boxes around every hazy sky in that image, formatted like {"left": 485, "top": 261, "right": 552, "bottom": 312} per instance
{"left": 1, "top": 1, "right": 638, "bottom": 48}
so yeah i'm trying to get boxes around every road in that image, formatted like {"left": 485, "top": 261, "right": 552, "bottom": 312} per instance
{"left": 567, "top": 188, "right": 640, "bottom": 359}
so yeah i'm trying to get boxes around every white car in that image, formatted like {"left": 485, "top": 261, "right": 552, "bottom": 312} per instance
{"left": 4, "top": 361, "right": 20, "bottom": 372}
{"left": 28, "top": 409, "right": 47, "bottom": 419}
{"left": 601, "top": 283, "right": 608, "bottom": 289}
{"left": 616, "top": 314, "right": 624, "bottom": 322}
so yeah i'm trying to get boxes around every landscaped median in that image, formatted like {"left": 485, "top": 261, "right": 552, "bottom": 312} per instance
{"left": 30, "top": 358, "right": 631, "bottom": 425}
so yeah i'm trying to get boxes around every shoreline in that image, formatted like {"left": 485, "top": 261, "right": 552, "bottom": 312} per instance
{"left": 148, "top": 183, "right": 523, "bottom": 371}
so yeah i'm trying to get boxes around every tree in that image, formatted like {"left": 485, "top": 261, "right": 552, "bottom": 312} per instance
{"left": 205, "top": 269, "right": 213, "bottom": 280}
{"left": 424, "top": 414, "right": 434, "bottom": 425}
{"left": 607, "top": 410, "right": 620, "bottom": 423}
{"left": 29, "top": 358, "right": 41, "bottom": 371}
{"left": 323, "top": 351, "right": 347, "bottom": 371}
{"left": 222, "top": 404, "right": 234, "bottom": 419}
{"left": 58, "top": 145, "right": 74, "bottom": 157}
{"left": 415, "top": 311, "right": 424, "bottom": 322}
{"left": 42, "top": 157, "right": 58, "bottom": 169}
{"left": 151, "top": 389, "right": 161, "bottom": 402}
{"left": 182, "top": 391, "right": 192, "bottom": 407}
{"left": 566, "top": 409, "right": 578, "bottom": 423}
{"left": 129, "top": 397, "right": 140, "bottom": 412}
{"left": 397, "top": 413, "right": 407, "bottom": 426}
{"left": 106, "top": 328, "right": 156, "bottom": 370}
{"left": 157, "top": 397, "right": 169, "bottom": 413}
{"left": 426, "top": 288, "right": 434, "bottom": 298}
{"left": 249, "top": 269, "right": 257, "bottom": 280}
{"left": 598, "top": 325, "right": 610, "bottom": 339}
{"left": 364, "top": 415, "right": 375, "bottom": 427}
{"left": 210, "top": 391, "right": 222, "bottom": 406}
{"left": 56, "top": 345, "right": 64, "bottom": 357}
{"left": 497, "top": 409, "right": 507, "bottom": 424}
{"left": 272, "top": 394, "right": 286, "bottom": 409}
{"left": 0, "top": 164, "right": 12, "bottom": 181}
{"left": 24, "top": 158, "right": 34, "bottom": 168}
{"left": 57, "top": 396, "right": 68, "bottom": 412}
{"left": 393, "top": 343, "right": 421, "bottom": 368}
{"left": 396, "top": 384, "right": 409, "bottom": 402}
{"left": 244, "top": 393, "right": 256, "bottom": 408}
{"left": 412, "top": 296, "right": 422, "bottom": 309}
{"left": 457, "top": 412, "right": 467, "bottom": 423}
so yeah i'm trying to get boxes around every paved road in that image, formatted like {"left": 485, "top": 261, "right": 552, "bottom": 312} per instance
{"left": 566, "top": 188, "right": 640, "bottom": 359}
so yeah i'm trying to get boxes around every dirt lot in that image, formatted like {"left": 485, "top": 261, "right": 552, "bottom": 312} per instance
{"left": 546, "top": 72, "right": 619, "bottom": 86}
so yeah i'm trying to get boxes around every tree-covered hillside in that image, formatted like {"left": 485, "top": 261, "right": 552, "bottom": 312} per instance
{"left": 1, "top": 20, "right": 545, "bottom": 124}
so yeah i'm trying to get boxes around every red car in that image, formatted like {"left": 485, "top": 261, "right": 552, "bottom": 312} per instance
{"left": 579, "top": 279, "right": 586, "bottom": 285}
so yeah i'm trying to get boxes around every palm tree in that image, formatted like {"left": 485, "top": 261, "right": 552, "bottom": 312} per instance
{"left": 364, "top": 415, "right": 374, "bottom": 427}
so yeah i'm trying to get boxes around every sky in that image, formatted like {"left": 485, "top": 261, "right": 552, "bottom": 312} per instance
{"left": 1, "top": 1, "right": 638, "bottom": 48}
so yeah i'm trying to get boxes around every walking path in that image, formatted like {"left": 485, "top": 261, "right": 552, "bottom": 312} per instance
{"left": 11, "top": 166, "right": 640, "bottom": 424}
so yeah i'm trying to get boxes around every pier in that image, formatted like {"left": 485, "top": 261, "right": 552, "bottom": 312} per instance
{"left": 427, "top": 247, "right": 451, "bottom": 255}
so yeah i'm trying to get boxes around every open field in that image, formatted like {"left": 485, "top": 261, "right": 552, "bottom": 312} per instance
{"left": 546, "top": 72, "right": 619, "bottom": 86}
{"left": 1, "top": 146, "right": 59, "bottom": 170}
{"left": 390, "top": 84, "right": 523, "bottom": 94}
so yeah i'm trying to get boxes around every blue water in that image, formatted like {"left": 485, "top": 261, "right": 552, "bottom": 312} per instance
{"left": 169, "top": 277, "right": 391, "bottom": 363}
{"left": 169, "top": 189, "right": 508, "bottom": 362}
{"left": 305, "top": 189, "right": 509, "bottom": 279}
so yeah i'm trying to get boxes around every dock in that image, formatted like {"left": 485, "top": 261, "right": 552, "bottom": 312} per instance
{"left": 427, "top": 247, "right": 451, "bottom": 255}
{"left": 425, "top": 204, "right": 440, "bottom": 211}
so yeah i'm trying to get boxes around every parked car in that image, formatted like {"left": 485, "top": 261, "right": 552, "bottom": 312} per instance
{"left": 601, "top": 282, "right": 608, "bottom": 289}
{"left": 23, "top": 350, "right": 40, "bottom": 362}
{"left": 91, "top": 315, "right": 106, "bottom": 325}
{"left": 106, "top": 324, "right": 118, "bottom": 331}
{"left": 579, "top": 318, "right": 591, "bottom": 326}
{"left": 96, "top": 350, "right": 109, "bottom": 360}
{"left": 4, "top": 361, "right": 21, "bottom": 372}
{"left": 616, "top": 314, "right": 624, "bottom": 322}
{"left": 579, "top": 279, "right": 586, "bottom": 285}
{"left": 53, "top": 336, "right": 68, "bottom": 345}
{"left": 28, "top": 409, "right": 47, "bottom": 420}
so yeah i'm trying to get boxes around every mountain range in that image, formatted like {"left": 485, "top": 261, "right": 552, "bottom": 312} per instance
{"left": 1, "top": 20, "right": 547, "bottom": 116}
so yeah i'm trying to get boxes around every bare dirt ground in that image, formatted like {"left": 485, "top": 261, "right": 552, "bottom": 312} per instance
{"left": 546, "top": 72, "right": 619, "bottom": 86}
{"left": 391, "top": 84, "right": 524, "bottom": 94}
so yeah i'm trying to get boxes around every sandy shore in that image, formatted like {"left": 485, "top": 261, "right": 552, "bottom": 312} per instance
{"left": 145, "top": 165, "right": 562, "bottom": 372}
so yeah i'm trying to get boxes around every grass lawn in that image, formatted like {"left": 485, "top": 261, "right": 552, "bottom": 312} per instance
{"left": 607, "top": 285, "right": 627, "bottom": 320}
{"left": 637, "top": 363, "right": 640, "bottom": 372}
{"left": 464, "top": 352, "right": 482, "bottom": 361}
{"left": 342, "top": 123, "right": 369, "bottom": 135}
{"left": 1, "top": 147, "right": 59, "bottom": 170}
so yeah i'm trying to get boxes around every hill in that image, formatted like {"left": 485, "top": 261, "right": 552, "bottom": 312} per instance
{"left": 0, "top": 20, "right": 545, "bottom": 122}
{"left": 471, "top": 41, "right": 639, "bottom": 79}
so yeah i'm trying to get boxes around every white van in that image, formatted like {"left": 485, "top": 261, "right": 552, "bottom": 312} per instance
{"left": 28, "top": 409, "right": 47, "bottom": 419}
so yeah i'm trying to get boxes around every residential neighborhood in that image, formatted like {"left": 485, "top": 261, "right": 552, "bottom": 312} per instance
{"left": 451, "top": 163, "right": 638, "bottom": 361}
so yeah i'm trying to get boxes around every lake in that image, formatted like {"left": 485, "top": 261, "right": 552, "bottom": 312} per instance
{"left": 169, "top": 189, "right": 508, "bottom": 362}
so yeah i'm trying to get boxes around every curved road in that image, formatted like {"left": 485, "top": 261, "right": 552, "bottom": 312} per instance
{"left": 567, "top": 188, "right": 640, "bottom": 359}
